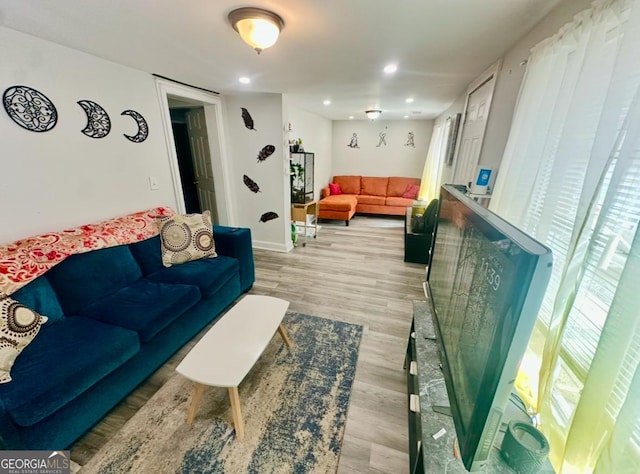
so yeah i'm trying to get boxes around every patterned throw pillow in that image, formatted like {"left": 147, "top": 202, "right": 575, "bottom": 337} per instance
{"left": 0, "top": 295, "right": 48, "bottom": 383}
{"left": 157, "top": 211, "right": 217, "bottom": 267}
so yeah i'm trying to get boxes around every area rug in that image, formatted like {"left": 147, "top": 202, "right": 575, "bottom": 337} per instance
{"left": 78, "top": 312, "right": 363, "bottom": 474}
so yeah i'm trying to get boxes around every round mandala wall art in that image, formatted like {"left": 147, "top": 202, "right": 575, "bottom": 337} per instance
{"left": 2, "top": 85, "right": 58, "bottom": 132}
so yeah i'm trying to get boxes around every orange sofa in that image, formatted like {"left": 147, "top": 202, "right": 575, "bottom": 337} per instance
{"left": 318, "top": 176, "right": 420, "bottom": 225}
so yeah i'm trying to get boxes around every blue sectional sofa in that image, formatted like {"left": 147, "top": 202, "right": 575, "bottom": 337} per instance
{"left": 0, "top": 225, "right": 254, "bottom": 450}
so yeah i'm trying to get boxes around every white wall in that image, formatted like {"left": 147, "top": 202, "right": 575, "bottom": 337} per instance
{"left": 477, "top": 0, "right": 592, "bottom": 176}
{"left": 287, "top": 104, "right": 332, "bottom": 201}
{"left": 0, "top": 27, "right": 178, "bottom": 244}
{"left": 431, "top": 96, "right": 467, "bottom": 186}
{"left": 223, "top": 93, "right": 290, "bottom": 252}
{"left": 332, "top": 120, "right": 433, "bottom": 178}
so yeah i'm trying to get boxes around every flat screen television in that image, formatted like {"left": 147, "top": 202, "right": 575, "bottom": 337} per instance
{"left": 425, "top": 185, "right": 552, "bottom": 471}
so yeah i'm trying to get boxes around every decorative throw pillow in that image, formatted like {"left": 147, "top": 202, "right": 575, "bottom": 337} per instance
{"left": 0, "top": 295, "right": 48, "bottom": 384}
{"left": 157, "top": 211, "right": 217, "bottom": 267}
{"left": 329, "top": 183, "right": 343, "bottom": 195}
{"left": 402, "top": 184, "right": 420, "bottom": 199}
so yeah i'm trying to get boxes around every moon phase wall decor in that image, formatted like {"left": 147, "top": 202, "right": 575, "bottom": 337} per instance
{"left": 2, "top": 85, "right": 58, "bottom": 132}
{"left": 77, "top": 100, "right": 111, "bottom": 138}
{"left": 257, "top": 145, "right": 275, "bottom": 162}
{"left": 121, "top": 109, "right": 149, "bottom": 143}
{"left": 2, "top": 85, "right": 149, "bottom": 143}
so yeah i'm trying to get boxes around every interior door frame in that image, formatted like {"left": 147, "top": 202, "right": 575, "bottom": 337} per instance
{"left": 155, "top": 78, "right": 236, "bottom": 225}
{"left": 451, "top": 59, "right": 502, "bottom": 183}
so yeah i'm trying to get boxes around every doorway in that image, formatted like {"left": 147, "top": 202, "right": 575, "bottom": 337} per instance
{"left": 169, "top": 106, "right": 200, "bottom": 214}
{"left": 452, "top": 60, "right": 501, "bottom": 187}
{"left": 168, "top": 103, "right": 219, "bottom": 222}
{"left": 155, "top": 79, "right": 235, "bottom": 225}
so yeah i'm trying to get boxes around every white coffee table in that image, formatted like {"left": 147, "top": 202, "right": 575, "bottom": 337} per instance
{"left": 176, "top": 295, "right": 291, "bottom": 440}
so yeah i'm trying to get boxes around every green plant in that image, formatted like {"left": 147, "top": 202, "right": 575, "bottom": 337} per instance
{"left": 290, "top": 162, "right": 304, "bottom": 180}
{"left": 290, "top": 162, "right": 305, "bottom": 203}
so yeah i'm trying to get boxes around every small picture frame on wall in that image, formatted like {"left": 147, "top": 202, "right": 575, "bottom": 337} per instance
{"left": 445, "top": 113, "right": 461, "bottom": 166}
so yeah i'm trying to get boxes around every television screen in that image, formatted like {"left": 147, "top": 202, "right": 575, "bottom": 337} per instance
{"left": 426, "top": 185, "right": 552, "bottom": 471}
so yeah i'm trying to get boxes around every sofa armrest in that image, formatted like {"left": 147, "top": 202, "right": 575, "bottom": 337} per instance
{"left": 213, "top": 226, "right": 255, "bottom": 292}
{"left": 321, "top": 186, "right": 330, "bottom": 199}
{"left": 0, "top": 397, "right": 20, "bottom": 449}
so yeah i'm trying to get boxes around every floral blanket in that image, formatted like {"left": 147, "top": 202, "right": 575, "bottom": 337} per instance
{"left": 0, "top": 207, "right": 174, "bottom": 297}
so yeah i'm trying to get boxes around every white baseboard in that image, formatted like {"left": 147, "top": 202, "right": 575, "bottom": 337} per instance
{"left": 253, "top": 240, "right": 294, "bottom": 253}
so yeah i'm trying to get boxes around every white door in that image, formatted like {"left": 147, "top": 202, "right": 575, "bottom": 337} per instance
{"left": 453, "top": 76, "right": 495, "bottom": 186}
{"left": 186, "top": 108, "right": 218, "bottom": 223}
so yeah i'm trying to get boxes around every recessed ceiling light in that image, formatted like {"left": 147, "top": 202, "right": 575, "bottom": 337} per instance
{"left": 383, "top": 64, "right": 398, "bottom": 74}
{"left": 239, "top": 77, "right": 251, "bottom": 84}
{"left": 404, "top": 115, "right": 409, "bottom": 119}
{"left": 405, "top": 97, "right": 414, "bottom": 103}
{"left": 348, "top": 116, "right": 354, "bottom": 120}
{"left": 323, "top": 100, "right": 331, "bottom": 106}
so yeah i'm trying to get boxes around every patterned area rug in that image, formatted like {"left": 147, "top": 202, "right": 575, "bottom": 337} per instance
{"left": 79, "top": 312, "right": 363, "bottom": 474}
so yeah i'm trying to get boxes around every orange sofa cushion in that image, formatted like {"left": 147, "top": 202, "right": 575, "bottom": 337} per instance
{"left": 318, "top": 194, "right": 358, "bottom": 212}
{"left": 357, "top": 195, "right": 386, "bottom": 206}
{"left": 333, "top": 176, "right": 361, "bottom": 195}
{"left": 386, "top": 196, "right": 415, "bottom": 207}
{"left": 387, "top": 177, "right": 421, "bottom": 197}
{"left": 360, "top": 177, "right": 389, "bottom": 197}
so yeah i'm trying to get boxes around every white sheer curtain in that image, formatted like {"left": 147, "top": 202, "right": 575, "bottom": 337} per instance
{"left": 489, "top": 0, "right": 640, "bottom": 471}
{"left": 418, "top": 118, "right": 450, "bottom": 202}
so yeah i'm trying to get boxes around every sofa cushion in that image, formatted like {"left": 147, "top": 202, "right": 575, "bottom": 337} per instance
{"left": 386, "top": 196, "right": 415, "bottom": 207}
{"left": 81, "top": 279, "right": 201, "bottom": 343}
{"left": 12, "top": 275, "right": 65, "bottom": 323}
{"left": 157, "top": 211, "right": 217, "bottom": 267}
{"left": 147, "top": 255, "right": 239, "bottom": 299}
{"left": 361, "top": 177, "right": 389, "bottom": 196}
{"left": 333, "top": 176, "right": 361, "bottom": 195}
{"left": 0, "top": 296, "right": 48, "bottom": 384}
{"left": 0, "top": 317, "right": 140, "bottom": 427}
{"left": 357, "top": 195, "right": 386, "bottom": 206}
{"left": 129, "top": 235, "right": 164, "bottom": 276}
{"left": 319, "top": 195, "right": 358, "bottom": 212}
{"left": 387, "top": 177, "right": 421, "bottom": 197}
{"left": 46, "top": 245, "right": 142, "bottom": 315}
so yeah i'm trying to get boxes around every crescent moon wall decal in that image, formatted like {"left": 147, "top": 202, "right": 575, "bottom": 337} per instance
{"left": 78, "top": 100, "right": 111, "bottom": 138}
{"left": 121, "top": 109, "right": 149, "bottom": 143}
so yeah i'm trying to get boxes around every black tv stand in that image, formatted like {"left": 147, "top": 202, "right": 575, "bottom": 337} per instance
{"left": 405, "top": 301, "right": 554, "bottom": 473}
{"left": 432, "top": 405, "right": 452, "bottom": 416}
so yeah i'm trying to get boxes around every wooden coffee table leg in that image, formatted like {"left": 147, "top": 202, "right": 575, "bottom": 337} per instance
{"left": 186, "top": 382, "right": 204, "bottom": 424}
{"left": 229, "top": 386, "right": 244, "bottom": 440}
{"left": 278, "top": 324, "right": 291, "bottom": 347}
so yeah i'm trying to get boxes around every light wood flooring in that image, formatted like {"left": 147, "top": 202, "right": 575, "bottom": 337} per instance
{"left": 70, "top": 215, "right": 426, "bottom": 473}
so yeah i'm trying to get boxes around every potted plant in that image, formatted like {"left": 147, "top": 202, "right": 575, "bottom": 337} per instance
{"left": 290, "top": 137, "right": 303, "bottom": 153}
{"left": 290, "top": 161, "right": 305, "bottom": 203}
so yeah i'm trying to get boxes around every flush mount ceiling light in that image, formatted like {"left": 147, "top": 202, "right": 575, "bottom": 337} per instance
{"left": 365, "top": 109, "right": 382, "bottom": 120}
{"left": 383, "top": 64, "right": 398, "bottom": 74}
{"left": 228, "top": 7, "right": 284, "bottom": 54}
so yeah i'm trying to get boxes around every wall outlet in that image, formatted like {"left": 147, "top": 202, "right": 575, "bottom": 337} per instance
{"left": 149, "top": 176, "right": 159, "bottom": 190}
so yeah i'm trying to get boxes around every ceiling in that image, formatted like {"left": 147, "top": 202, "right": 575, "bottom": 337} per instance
{"left": 0, "top": 0, "right": 562, "bottom": 120}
